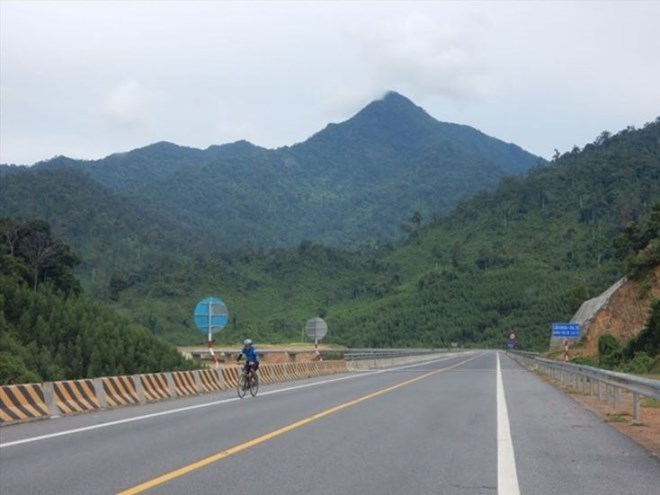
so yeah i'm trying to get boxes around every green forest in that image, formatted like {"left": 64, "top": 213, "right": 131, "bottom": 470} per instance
{"left": 0, "top": 220, "right": 196, "bottom": 384}
{"left": 1, "top": 115, "right": 659, "bottom": 384}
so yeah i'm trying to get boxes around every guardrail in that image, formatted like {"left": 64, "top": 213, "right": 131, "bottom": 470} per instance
{"left": 344, "top": 348, "right": 459, "bottom": 370}
{"left": 344, "top": 348, "right": 448, "bottom": 360}
{"left": 507, "top": 351, "right": 660, "bottom": 422}
{"left": 185, "top": 348, "right": 437, "bottom": 362}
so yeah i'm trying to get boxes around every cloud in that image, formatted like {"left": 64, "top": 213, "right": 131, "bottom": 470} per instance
{"left": 102, "top": 80, "right": 151, "bottom": 130}
{"left": 355, "top": 12, "right": 490, "bottom": 102}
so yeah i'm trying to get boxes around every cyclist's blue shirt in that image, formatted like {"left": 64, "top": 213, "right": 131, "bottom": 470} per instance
{"left": 240, "top": 346, "right": 258, "bottom": 363}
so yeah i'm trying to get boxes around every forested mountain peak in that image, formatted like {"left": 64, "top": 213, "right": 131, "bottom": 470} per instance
{"left": 298, "top": 91, "right": 537, "bottom": 176}
{"left": 205, "top": 140, "right": 262, "bottom": 155}
{"left": 1, "top": 92, "right": 544, "bottom": 277}
{"left": 304, "top": 91, "right": 439, "bottom": 148}
{"left": 108, "top": 140, "right": 199, "bottom": 158}
{"left": 351, "top": 91, "right": 435, "bottom": 127}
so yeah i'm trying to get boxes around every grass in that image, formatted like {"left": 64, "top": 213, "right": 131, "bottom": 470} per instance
{"left": 605, "top": 412, "right": 630, "bottom": 423}
{"left": 642, "top": 398, "right": 660, "bottom": 408}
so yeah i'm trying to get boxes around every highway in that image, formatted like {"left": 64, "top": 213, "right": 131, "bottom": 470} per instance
{"left": 1, "top": 352, "right": 659, "bottom": 495}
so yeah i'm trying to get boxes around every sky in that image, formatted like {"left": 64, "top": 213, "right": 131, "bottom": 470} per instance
{"left": 1, "top": 1, "right": 659, "bottom": 165}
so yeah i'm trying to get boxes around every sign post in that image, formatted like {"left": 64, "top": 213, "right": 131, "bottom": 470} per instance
{"left": 304, "top": 317, "right": 328, "bottom": 361}
{"left": 193, "top": 297, "right": 228, "bottom": 369}
{"left": 551, "top": 323, "right": 580, "bottom": 361}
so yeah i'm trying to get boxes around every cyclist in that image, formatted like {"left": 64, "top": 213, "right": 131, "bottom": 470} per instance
{"left": 237, "top": 338, "right": 259, "bottom": 382}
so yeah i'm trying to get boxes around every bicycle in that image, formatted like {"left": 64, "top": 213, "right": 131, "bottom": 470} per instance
{"left": 237, "top": 363, "right": 259, "bottom": 398}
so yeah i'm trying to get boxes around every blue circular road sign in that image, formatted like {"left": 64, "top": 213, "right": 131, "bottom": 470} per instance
{"left": 193, "top": 297, "right": 228, "bottom": 335}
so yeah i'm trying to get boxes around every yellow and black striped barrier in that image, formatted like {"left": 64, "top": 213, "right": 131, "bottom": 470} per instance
{"left": 53, "top": 379, "right": 100, "bottom": 415}
{"left": 198, "top": 369, "right": 224, "bottom": 392}
{"left": 140, "top": 373, "right": 172, "bottom": 402}
{"left": 1, "top": 361, "right": 352, "bottom": 426}
{"left": 0, "top": 384, "right": 50, "bottom": 425}
{"left": 103, "top": 376, "right": 139, "bottom": 408}
{"left": 221, "top": 367, "right": 239, "bottom": 388}
{"left": 172, "top": 371, "right": 198, "bottom": 397}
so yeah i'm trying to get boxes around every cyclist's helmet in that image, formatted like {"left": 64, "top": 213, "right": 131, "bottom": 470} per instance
{"left": 244, "top": 338, "right": 252, "bottom": 345}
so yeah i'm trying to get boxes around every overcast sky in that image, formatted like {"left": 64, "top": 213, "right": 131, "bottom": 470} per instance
{"left": 1, "top": 1, "right": 659, "bottom": 165}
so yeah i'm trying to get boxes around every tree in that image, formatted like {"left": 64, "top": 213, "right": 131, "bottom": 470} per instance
{"left": 19, "top": 229, "right": 57, "bottom": 290}
{"left": 9, "top": 220, "right": 81, "bottom": 294}
{"left": 0, "top": 218, "right": 25, "bottom": 256}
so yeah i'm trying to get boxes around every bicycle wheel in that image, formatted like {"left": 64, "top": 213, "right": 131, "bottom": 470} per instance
{"left": 237, "top": 373, "right": 248, "bottom": 399}
{"left": 249, "top": 373, "right": 259, "bottom": 397}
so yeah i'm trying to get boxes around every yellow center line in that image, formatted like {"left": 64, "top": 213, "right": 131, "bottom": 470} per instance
{"left": 117, "top": 353, "right": 483, "bottom": 494}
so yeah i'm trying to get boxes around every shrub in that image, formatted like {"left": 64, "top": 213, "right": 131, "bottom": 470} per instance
{"left": 571, "top": 356, "right": 598, "bottom": 367}
{"left": 620, "top": 352, "right": 653, "bottom": 374}
{"left": 598, "top": 333, "right": 623, "bottom": 368}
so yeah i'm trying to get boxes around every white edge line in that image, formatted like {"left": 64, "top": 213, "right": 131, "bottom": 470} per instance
{"left": 497, "top": 352, "right": 521, "bottom": 495}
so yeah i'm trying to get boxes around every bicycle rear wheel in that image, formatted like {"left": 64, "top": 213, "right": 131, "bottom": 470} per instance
{"left": 237, "top": 373, "right": 248, "bottom": 399}
{"left": 249, "top": 373, "right": 259, "bottom": 397}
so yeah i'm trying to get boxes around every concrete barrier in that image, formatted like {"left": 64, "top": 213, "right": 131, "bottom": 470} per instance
{"left": 172, "top": 371, "right": 198, "bottom": 397}
{"left": 272, "top": 363, "right": 287, "bottom": 382}
{"left": 221, "top": 367, "right": 239, "bottom": 389}
{"left": 0, "top": 383, "right": 50, "bottom": 424}
{"left": 53, "top": 379, "right": 100, "bottom": 416}
{"left": 103, "top": 376, "right": 139, "bottom": 408}
{"left": 285, "top": 362, "right": 298, "bottom": 379}
{"left": 2, "top": 359, "right": 353, "bottom": 425}
{"left": 331, "top": 360, "right": 349, "bottom": 373}
{"left": 140, "top": 373, "right": 172, "bottom": 402}
{"left": 259, "top": 365, "right": 274, "bottom": 384}
{"left": 198, "top": 369, "right": 223, "bottom": 392}
{"left": 301, "top": 362, "right": 315, "bottom": 378}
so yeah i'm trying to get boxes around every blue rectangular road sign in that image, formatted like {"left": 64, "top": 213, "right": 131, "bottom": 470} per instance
{"left": 552, "top": 323, "right": 581, "bottom": 338}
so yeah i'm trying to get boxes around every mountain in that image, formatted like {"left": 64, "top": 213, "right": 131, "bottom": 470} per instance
{"left": 4, "top": 91, "right": 543, "bottom": 252}
{"left": 275, "top": 91, "right": 539, "bottom": 244}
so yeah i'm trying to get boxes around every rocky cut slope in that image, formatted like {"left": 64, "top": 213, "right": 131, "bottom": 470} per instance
{"left": 571, "top": 266, "right": 660, "bottom": 358}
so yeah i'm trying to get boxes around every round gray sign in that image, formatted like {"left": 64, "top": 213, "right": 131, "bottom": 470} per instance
{"left": 305, "top": 317, "right": 328, "bottom": 341}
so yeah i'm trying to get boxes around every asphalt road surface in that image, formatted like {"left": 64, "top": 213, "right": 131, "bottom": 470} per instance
{"left": 1, "top": 352, "right": 659, "bottom": 495}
